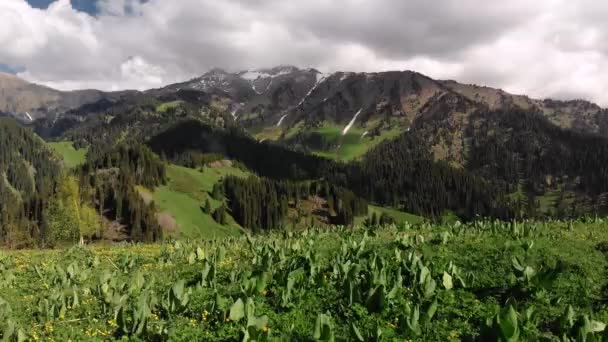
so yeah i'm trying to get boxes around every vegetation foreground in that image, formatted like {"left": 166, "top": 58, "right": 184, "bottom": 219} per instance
{"left": 2, "top": 219, "right": 608, "bottom": 341}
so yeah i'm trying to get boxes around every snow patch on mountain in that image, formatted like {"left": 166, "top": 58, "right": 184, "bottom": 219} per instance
{"left": 240, "top": 68, "right": 294, "bottom": 94}
{"left": 196, "top": 71, "right": 230, "bottom": 90}
{"left": 240, "top": 67, "right": 294, "bottom": 81}
{"left": 315, "top": 71, "right": 330, "bottom": 84}
{"left": 263, "top": 78, "right": 274, "bottom": 93}
{"left": 343, "top": 108, "right": 363, "bottom": 135}
{"left": 276, "top": 113, "right": 288, "bottom": 127}
{"left": 240, "top": 71, "right": 268, "bottom": 81}
{"left": 339, "top": 73, "right": 352, "bottom": 83}
{"left": 296, "top": 74, "right": 327, "bottom": 108}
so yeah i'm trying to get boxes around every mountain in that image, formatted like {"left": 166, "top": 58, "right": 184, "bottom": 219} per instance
{"left": 0, "top": 72, "right": 134, "bottom": 122}
{"left": 8, "top": 66, "right": 608, "bottom": 144}
{"left": 147, "top": 66, "right": 608, "bottom": 162}
{"left": 8, "top": 65, "right": 608, "bottom": 220}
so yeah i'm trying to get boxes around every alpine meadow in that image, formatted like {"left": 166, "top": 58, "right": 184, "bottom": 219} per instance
{"left": 4, "top": 0, "right": 608, "bottom": 341}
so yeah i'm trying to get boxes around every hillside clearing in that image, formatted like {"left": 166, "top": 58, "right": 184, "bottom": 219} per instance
{"left": 149, "top": 164, "right": 248, "bottom": 239}
{"left": 48, "top": 141, "right": 87, "bottom": 168}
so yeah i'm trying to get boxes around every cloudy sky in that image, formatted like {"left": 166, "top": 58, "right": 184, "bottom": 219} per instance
{"left": 2, "top": 0, "right": 608, "bottom": 105}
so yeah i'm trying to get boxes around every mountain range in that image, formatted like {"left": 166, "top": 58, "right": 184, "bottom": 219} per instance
{"left": 4, "top": 65, "right": 608, "bottom": 246}
{"left": 3, "top": 66, "right": 608, "bottom": 163}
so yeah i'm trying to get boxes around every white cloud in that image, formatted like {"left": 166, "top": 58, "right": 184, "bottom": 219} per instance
{"left": 2, "top": 0, "right": 608, "bottom": 104}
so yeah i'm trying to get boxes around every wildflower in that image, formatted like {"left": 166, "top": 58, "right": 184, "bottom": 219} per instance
{"left": 263, "top": 325, "right": 269, "bottom": 333}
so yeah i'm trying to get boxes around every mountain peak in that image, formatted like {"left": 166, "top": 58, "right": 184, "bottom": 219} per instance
{"left": 204, "top": 68, "right": 229, "bottom": 76}
{"left": 267, "top": 65, "right": 299, "bottom": 74}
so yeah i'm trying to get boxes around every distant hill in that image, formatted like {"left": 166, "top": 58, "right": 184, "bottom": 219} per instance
{"left": 0, "top": 72, "right": 135, "bottom": 122}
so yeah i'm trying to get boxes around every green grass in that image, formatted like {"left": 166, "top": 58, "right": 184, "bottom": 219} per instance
{"left": 356, "top": 204, "right": 425, "bottom": 225}
{"left": 509, "top": 181, "right": 577, "bottom": 215}
{"left": 155, "top": 100, "right": 182, "bottom": 113}
{"left": 151, "top": 164, "right": 248, "bottom": 239}
{"left": 4, "top": 219, "right": 608, "bottom": 340}
{"left": 309, "top": 124, "right": 402, "bottom": 161}
{"left": 252, "top": 127, "right": 283, "bottom": 141}
{"left": 48, "top": 141, "right": 87, "bottom": 168}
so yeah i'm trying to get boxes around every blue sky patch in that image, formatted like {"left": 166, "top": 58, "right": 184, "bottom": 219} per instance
{"left": 0, "top": 64, "right": 26, "bottom": 75}
{"left": 27, "top": 0, "right": 98, "bottom": 14}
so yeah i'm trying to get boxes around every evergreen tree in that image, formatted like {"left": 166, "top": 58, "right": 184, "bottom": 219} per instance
{"left": 213, "top": 204, "right": 227, "bottom": 225}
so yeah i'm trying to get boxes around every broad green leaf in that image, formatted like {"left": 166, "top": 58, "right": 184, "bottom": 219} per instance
{"left": 229, "top": 298, "right": 245, "bottom": 321}
{"left": 426, "top": 299, "right": 438, "bottom": 321}
{"left": 499, "top": 305, "right": 520, "bottom": 341}
{"left": 442, "top": 272, "right": 453, "bottom": 290}
{"left": 588, "top": 319, "right": 606, "bottom": 333}
{"left": 351, "top": 323, "right": 364, "bottom": 341}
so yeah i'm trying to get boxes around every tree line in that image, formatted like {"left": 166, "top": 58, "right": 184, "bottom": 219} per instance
{"left": 222, "top": 176, "right": 368, "bottom": 231}
{"left": 78, "top": 143, "right": 166, "bottom": 242}
{"left": 148, "top": 120, "right": 513, "bottom": 220}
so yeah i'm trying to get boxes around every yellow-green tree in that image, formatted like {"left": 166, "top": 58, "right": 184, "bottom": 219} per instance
{"left": 44, "top": 174, "right": 100, "bottom": 245}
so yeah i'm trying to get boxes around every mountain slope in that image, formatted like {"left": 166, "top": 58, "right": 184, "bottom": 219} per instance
{"left": 9, "top": 66, "right": 608, "bottom": 219}
{"left": 150, "top": 67, "right": 608, "bottom": 162}
{"left": 0, "top": 72, "right": 134, "bottom": 122}
{"left": 0, "top": 118, "right": 61, "bottom": 246}
{"left": 10, "top": 66, "right": 608, "bottom": 149}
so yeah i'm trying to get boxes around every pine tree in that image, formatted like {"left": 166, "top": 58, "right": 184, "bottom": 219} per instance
{"left": 213, "top": 204, "right": 227, "bottom": 225}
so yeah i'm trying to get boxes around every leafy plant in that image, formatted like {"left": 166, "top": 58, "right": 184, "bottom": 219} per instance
{"left": 314, "top": 314, "right": 334, "bottom": 342}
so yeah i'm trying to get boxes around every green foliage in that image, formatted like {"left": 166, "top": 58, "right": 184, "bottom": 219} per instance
{"left": 48, "top": 141, "right": 87, "bottom": 168}
{"left": 212, "top": 204, "right": 228, "bottom": 225}
{"left": 484, "top": 305, "right": 521, "bottom": 342}
{"left": 314, "top": 313, "right": 334, "bottom": 341}
{"left": 152, "top": 164, "right": 245, "bottom": 239}
{"left": 2, "top": 219, "right": 608, "bottom": 340}
{"left": 155, "top": 100, "right": 183, "bottom": 113}
{"left": 0, "top": 118, "right": 61, "bottom": 247}
{"left": 44, "top": 174, "right": 100, "bottom": 245}
{"left": 80, "top": 143, "right": 166, "bottom": 242}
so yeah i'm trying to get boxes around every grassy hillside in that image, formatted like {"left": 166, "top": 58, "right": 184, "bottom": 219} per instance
{"left": 358, "top": 204, "right": 425, "bottom": 225}
{"left": 149, "top": 163, "right": 248, "bottom": 239}
{"left": 3, "top": 219, "right": 608, "bottom": 340}
{"left": 48, "top": 141, "right": 87, "bottom": 168}
{"left": 156, "top": 100, "right": 183, "bottom": 113}
{"left": 305, "top": 124, "right": 402, "bottom": 161}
